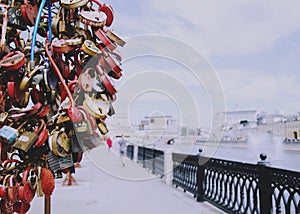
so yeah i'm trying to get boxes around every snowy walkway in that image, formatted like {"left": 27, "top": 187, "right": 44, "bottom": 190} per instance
{"left": 29, "top": 145, "right": 223, "bottom": 214}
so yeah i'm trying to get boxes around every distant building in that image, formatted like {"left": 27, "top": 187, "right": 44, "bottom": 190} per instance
{"left": 214, "top": 109, "right": 300, "bottom": 142}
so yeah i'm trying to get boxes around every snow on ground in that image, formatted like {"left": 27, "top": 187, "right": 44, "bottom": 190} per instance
{"left": 29, "top": 144, "right": 223, "bottom": 213}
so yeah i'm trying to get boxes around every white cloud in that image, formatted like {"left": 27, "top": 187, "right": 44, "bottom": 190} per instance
{"left": 111, "top": 0, "right": 300, "bottom": 56}
{"left": 218, "top": 69, "right": 299, "bottom": 112}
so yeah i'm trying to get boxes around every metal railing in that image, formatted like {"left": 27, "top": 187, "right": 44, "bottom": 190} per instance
{"left": 126, "top": 144, "right": 134, "bottom": 160}
{"left": 137, "top": 147, "right": 164, "bottom": 177}
{"left": 172, "top": 153, "right": 300, "bottom": 214}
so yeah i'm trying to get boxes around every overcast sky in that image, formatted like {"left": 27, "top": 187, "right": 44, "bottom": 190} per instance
{"left": 104, "top": 0, "right": 300, "bottom": 128}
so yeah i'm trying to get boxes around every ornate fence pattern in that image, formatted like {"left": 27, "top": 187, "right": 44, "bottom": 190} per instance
{"left": 172, "top": 153, "right": 300, "bottom": 214}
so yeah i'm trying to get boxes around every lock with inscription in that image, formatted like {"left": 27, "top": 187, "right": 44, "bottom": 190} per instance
{"left": 13, "top": 120, "right": 46, "bottom": 152}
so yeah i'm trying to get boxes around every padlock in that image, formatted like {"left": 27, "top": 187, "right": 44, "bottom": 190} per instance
{"left": 34, "top": 119, "right": 48, "bottom": 147}
{"left": 43, "top": 68, "right": 58, "bottom": 92}
{"left": 19, "top": 66, "right": 41, "bottom": 91}
{"left": 73, "top": 108, "right": 94, "bottom": 136}
{"left": 0, "top": 120, "right": 28, "bottom": 144}
{"left": 77, "top": 68, "right": 95, "bottom": 92}
{"left": 95, "top": 28, "right": 116, "bottom": 51}
{"left": 7, "top": 7, "right": 27, "bottom": 30}
{"left": 83, "top": 93, "right": 110, "bottom": 119}
{"left": 106, "top": 30, "right": 126, "bottom": 47}
{"left": 0, "top": 51, "right": 26, "bottom": 71}
{"left": 59, "top": 8, "right": 67, "bottom": 33}
{"left": 82, "top": 40, "right": 101, "bottom": 56}
{"left": 80, "top": 9, "right": 107, "bottom": 27}
{"left": 98, "top": 46, "right": 122, "bottom": 79}
{"left": 96, "top": 119, "right": 108, "bottom": 135}
{"left": 7, "top": 175, "right": 19, "bottom": 203}
{"left": 13, "top": 120, "right": 45, "bottom": 152}
{"left": 20, "top": 3, "right": 38, "bottom": 26}
{"left": 13, "top": 201, "right": 31, "bottom": 214}
{"left": 18, "top": 166, "right": 36, "bottom": 204}
{"left": 95, "top": 64, "right": 117, "bottom": 96}
{"left": 0, "top": 111, "right": 8, "bottom": 124}
{"left": 61, "top": 0, "right": 89, "bottom": 9}
{"left": 52, "top": 39, "right": 78, "bottom": 54}
{"left": 51, "top": 7, "right": 63, "bottom": 37}
{"left": 51, "top": 128, "right": 71, "bottom": 157}
{"left": 99, "top": 4, "right": 114, "bottom": 27}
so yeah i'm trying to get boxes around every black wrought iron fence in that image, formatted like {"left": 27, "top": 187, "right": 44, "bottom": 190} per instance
{"left": 172, "top": 153, "right": 300, "bottom": 214}
{"left": 137, "top": 147, "right": 164, "bottom": 177}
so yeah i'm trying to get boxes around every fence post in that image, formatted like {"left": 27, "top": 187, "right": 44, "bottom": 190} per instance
{"left": 164, "top": 149, "right": 173, "bottom": 186}
{"left": 133, "top": 144, "right": 138, "bottom": 162}
{"left": 257, "top": 154, "right": 272, "bottom": 214}
{"left": 152, "top": 149, "right": 156, "bottom": 174}
{"left": 196, "top": 158, "right": 205, "bottom": 202}
{"left": 143, "top": 147, "right": 146, "bottom": 168}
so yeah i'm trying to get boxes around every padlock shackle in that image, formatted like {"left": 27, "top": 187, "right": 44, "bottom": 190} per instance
{"left": 45, "top": 42, "right": 75, "bottom": 107}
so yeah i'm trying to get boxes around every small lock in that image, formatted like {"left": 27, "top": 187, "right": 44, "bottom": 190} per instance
{"left": 0, "top": 51, "right": 26, "bottom": 71}
{"left": 0, "top": 111, "right": 8, "bottom": 124}
{"left": 83, "top": 93, "right": 110, "bottom": 119}
{"left": 59, "top": 12, "right": 66, "bottom": 33}
{"left": 0, "top": 119, "right": 29, "bottom": 144}
{"left": 13, "top": 120, "right": 45, "bottom": 152}
{"left": 51, "top": 128, "right": 71, "bottom": 157}
{"left": 95, "top": 29, "right": 116, "bottom": 52}
{"left": 82, "top": 40, "right": 101, "bottom": 56}
{"left": 7, "top": 7, "right": 27, "bottom": 30}
{"left": 0, "top": 126, "right": 19, "bottom": 144}
{"left": 80, "top": 9, "right": 107, "bottom": 27}
{"left": 74, "top": 109, "right": 93, "bottom": 136}
{"left": 97, "top": 119, "right": 108, "bottom": 135}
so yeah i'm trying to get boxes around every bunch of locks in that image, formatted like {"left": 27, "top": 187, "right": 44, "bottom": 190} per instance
{"left": 0, "top": 0, "right": 125, "bottom": 212}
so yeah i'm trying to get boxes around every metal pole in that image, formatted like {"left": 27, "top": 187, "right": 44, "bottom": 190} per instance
{"left": 45, "top": 196, "right": 51, "bottom": 214}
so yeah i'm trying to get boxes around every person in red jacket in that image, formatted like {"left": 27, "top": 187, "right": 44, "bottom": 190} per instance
{"left": 106, "top": 136, "right": 113, "bottom": 153}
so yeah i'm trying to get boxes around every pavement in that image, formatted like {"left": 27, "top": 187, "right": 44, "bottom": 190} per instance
{"left": 29, "top": 144, "right": 224, "bottom": 214}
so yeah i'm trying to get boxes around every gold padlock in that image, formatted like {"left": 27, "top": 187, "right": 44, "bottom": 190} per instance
{"left": 59, "top": 7, "right": 67, "bottom": 33}
{"left": 97, "top": 119, "right": 108, "bottom": 135}
{"left": 51, "top": 7, "right": 63, "bottom": 37}
{"left": 82, "top": 40, "right": 101, "bottom": 56}
{"left": 83, "top": 94, "right": 110, "bottom": 119}
{"left": 106, "top": 30, "right": 126, "bottom": 47}
{"left": 51, "top": 128, "right": 71, "bottom": 157}
{"left": 13, "top": 120, "right": 45, "bottom": 152}
{"left": 19, "top": 66, "right": 41, "bottom": 91}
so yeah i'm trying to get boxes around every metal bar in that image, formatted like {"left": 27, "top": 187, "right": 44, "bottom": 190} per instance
{"left": 45, "top": 196, "right": 51, "bottom": 214}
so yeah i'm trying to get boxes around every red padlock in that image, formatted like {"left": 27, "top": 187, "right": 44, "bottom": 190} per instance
{"left": 95, "top": 29, "right": 116, "bottom": 52}
{"left": 7, "top": 175, "right": 19, "bottom": 203}
{"left": 0, "top": 51, "right": 26, "bottom": 71}
{"left": 18, "top": 166, "right": 35, "bottom": 203}
{"left": 35, "top": 120, "right": 48, "bottom": 147}
{"left": 68, "top": 106, "right": 83, "bottom": 123}
{"left": 52, "top": 39, "right": 78, "bottom": 54}
{"left": 21, "top": 3, "right": 38, "bottom": 26}
{"left": 99, "top": 4, "right": 114, "bottom": 27}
